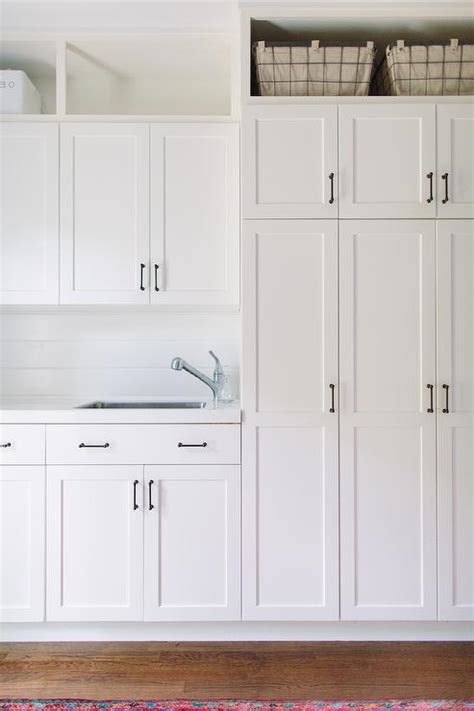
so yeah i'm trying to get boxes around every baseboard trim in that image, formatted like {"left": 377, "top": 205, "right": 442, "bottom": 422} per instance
{"left": 1, "top": 621, "right": 473, "bottom": 642}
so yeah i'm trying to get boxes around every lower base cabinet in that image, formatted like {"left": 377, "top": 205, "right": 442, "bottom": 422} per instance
{"left": 0, "top": 466, "right": 45, "bottom": 622}
{"left": 46, "top": 464, "right": 240, "bottom": 622}
{"left": 144, "top": 465, "right": 240, "bottom": 621}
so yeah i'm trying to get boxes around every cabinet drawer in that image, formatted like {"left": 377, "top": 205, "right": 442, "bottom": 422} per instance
{"left": 0, "top": 425, "right": 45, "bottom": 464}
{"left": 46, "top": 425, "right": 240, "bottom": 465}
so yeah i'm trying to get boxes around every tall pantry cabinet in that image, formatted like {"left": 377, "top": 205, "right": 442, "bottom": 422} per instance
{"left": 242, "top": 103, "right": 474, "bottom": 622}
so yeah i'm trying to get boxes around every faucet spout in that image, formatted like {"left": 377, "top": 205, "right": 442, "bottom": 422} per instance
{"left": 170, "top": 356, "right": 221, "bottom": 401}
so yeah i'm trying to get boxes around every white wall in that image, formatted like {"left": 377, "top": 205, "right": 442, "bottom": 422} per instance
{"left": 0, "top": 310, "right": 240, "bottom": 402}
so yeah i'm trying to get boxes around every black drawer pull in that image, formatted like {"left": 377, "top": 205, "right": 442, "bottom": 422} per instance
{"left": 328, "top": 173, "right": 335, "bottom": 204}
{"left": 140, "top": 263, "right": 146, "bottom": 291}
{"left": 154, "top": 264, "right": 160, "bottom": 292}
{"left": 1, "top": 442, "right": 12, "bottom": 448}
{"left": 426, "top": 172, "right": 434, "bottom": 203}
{"left": 133, "top": 479, "right": 139, "bottom": 511}
{"left": 329, "top": 383, "right": 336, "bottom": 413}
{"left": 426, "top": 384, "right": 434, "bottom": 413}
{"left": 177, "top": 442, "right": 208, "bottom": 448}
{"left": 442, "top": 173, "right": 449, "bottom": 204}
{"left": 78, "top": 442, "right": 110, "bottom": 449}
{"left": 442, "top": 384, "right": 450, "bottom": 414}
{"left": 148, "top": 480, "right": 154, "bottom": 510}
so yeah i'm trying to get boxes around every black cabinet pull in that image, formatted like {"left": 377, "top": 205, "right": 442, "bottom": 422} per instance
{"left": 78, "top": 442, "right": 110, "bottom": 449}
{"left": 177, "top": 442, "right": 208, "bottom": 448}
{"left": 329, "top": 173, "right": 335, "bottom": 204}
{"left": 133, "top": 479, "right": 139, "bottom": 510}
{"left": 1, "top": 442, "right": 11, "bottom": 448}
{"left": 442, "top": 173, "right": 449, "bottom": 204}
{"left": 426, "top": 384, "right": 434, "bottom": 413}
{"left": 426, "top": 172, "right": 434, "bottom": 203}
{"left": 148, "top": 480, "right": 154, "bottom": 510}
{"left": 154, "top": 264, "right": 160, "bottom": 292}
{"left": 140, "top": 263, "right": 146, "bottom": 291}
{"left": 329, "top": 383, "right": 336, "bottom": 413}
{"left": 442, "top": 384, "right": 450, "bottom": 413}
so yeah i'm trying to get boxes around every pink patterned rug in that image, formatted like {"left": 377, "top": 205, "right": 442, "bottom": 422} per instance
{"left": 0, "top": 702, "right": 472, "bottom": 711}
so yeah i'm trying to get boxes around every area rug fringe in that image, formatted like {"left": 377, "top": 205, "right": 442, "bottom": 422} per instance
{"left": 0, "top": 702, "right": 473, "bottom": 711}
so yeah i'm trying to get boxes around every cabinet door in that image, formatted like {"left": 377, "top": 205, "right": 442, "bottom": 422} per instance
{"left": 438, "top": 220, "right": 474, "bottom": 620}
{"left": 60, "top": 124, "right": 149, "bottom": 304}
{"left": 242, "top": 220, "right": 339, "bottom": 620}
{"left": 47, "top": 465, "right": 143, "bottom": 621}
{"left": 339, "top": 105, "right": 436, "bottom": 218}
{"left": 144, "top": 465, "right": 240, "bottom": 621}
{"left": 0, "top": 466, "right": 45, "bottom": 622}
{"left": 437, "top": 105, "right": 474, "bottom": 218}
{"left": 340, "top": 220, "right": 437, "bottom": 620}
{"left": 0, "top": 124, "right": 58, "bottom": 305}
{"left": 150, "top": 124, "right": 239, "bottom": 306}
{"left": 242, "top": 106, "right": 338, "bottom": 218}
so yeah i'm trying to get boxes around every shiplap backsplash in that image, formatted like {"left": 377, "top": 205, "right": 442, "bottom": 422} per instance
{"left": 0, "top": 310, "right": 240, "bottom": 401}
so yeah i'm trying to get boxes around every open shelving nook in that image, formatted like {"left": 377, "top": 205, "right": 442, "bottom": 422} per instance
{"left": 0, "top": 33, "right": 238, "bottom": 120}
{"left": 241, "top": 3, "right": 474, "bottom": 104}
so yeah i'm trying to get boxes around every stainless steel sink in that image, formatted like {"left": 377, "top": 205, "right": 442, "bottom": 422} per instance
{"left": 77, "top": 401, "right": 207, "bottom": 409}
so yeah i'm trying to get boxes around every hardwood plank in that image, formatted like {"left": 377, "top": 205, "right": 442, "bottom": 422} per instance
{"left": 0, "top": 643, "right": 472, "bottom": 701}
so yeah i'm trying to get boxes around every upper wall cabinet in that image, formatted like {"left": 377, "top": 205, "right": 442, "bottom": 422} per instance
{"left": 60, "top": 123, "right": 150, "bottom": 305}
{"left": 150, "top": 124, "right": 239, "bottom": 306}
{"left": 60, "top": 122, "right": 239, "bottom": 306}
{"left": 339, "top": 105, "right": 436, "bottom": 219}
{"left": 437, "top": 106, "right": 474, "bottom": 218}
{"left": 0, "top": 124, "right": 59, "bottom": 305}
{"left": 242, "top": 106, "right": 337, "bottom": 218}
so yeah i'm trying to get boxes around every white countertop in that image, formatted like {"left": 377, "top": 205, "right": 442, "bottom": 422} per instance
{"left": 0, "top": 397, "right": 241, "bottom": 424}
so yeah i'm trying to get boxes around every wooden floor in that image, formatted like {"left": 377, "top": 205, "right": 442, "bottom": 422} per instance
{"left": 1, "top": 642, "right": 473, "bottom": 701}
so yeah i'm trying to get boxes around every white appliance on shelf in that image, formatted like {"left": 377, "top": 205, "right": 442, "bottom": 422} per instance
{"left": 0, "top": 70, "right": 41, "bottom": 114}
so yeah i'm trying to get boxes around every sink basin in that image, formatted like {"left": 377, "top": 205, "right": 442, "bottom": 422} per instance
{"left": 78, "top": 401, "right": 207, "bottom": 410}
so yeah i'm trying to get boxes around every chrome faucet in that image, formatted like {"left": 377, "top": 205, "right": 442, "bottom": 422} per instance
{"left": 171, "top": 350, "right": 225, "bottom": 402}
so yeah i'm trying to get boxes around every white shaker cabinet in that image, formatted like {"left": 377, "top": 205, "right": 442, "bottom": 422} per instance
{"left": 60, "top": 123, "right": 150, "bottom": 304}
{"left": 339, "top": 105, "right": 436, "bottom": 218}
{"left": 242, "top": 106, "right": 338, "bottom": 218}
{"left": 242, "top": 220, "right": 339, "bottom": 620}
{"left": 0, "top": 124, "right": 59, "bottom": 305}
{"left": 438, "top": 220, "right": 474, "bottom": 620}
{"left": 150, "top": 124, "right": 239, "bottom": 306}
{"left": 144, "top": 465, "right": 240, "bottom": 621}
{"left": 339, "top": 220, "right": 437, "bottom": 620}
{"left": 0, "top": 466, "right": 45, "bottom": 622}
{"left": 47, "top": 465, "right": 144, "bottom": 621}
{"left": 437, "top": 106, "right": 474, "bottom": 218}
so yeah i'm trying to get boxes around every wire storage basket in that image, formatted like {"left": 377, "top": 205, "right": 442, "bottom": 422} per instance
{"left": 252, "top": 40, "right": 377, "bottom": 96}
{"left": 372, "top": 39, "right": 474, "bottom": 95}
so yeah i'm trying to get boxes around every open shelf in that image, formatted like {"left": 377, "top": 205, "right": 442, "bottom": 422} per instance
{"left": 66, "top": 35, "right": 233, "bottom": 116}
{"left": 244, "top": 9, "right": 474, "bottom": 101}
{"left": 0, "top": 40, "right": 57, "bottom": 114}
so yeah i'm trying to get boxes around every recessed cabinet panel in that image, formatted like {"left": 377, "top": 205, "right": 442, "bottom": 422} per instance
{"left": 243, "top": 106, "right": 337, "bottom": 218}
{"left": 351, "top": 230, "right": 424, "bottom": 413}
{"left": 151, "top": 124, "right": 239, "bottom": 305}
{"left": 339, "top": 106, "right": 436, "bottom": 218}
{"left": 0, "top": 124, "right": 58, "bottom": 305}
{"left": 252, "top": 426, "right": 332, "bottom": 612}
{"left": 0, "top": 466, "right": 45, "bottom": 622}
{"left": 438, "top": 220, "right": 474, "bottom": 620}
{"left": 47, "top": 465, "right": 144, "bottom": 621}
{"left": 60, "top": 124, "right": 149, "bottom": 304}
{"left": 340, "top": 220, "right": 437, "bottom": 620}
{"left": 242, "top": 220, "right": 338, "bottom": 621}
{"left": 144, "top": 465, "right": 240, "bottom": 621}
{"left": 437, "top": 106, "right": 474, "bottom": 218}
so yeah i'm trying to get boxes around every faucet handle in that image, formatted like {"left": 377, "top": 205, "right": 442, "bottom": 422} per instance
{"left": 209, "top": 350, "right": 224, "bottom": 377}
